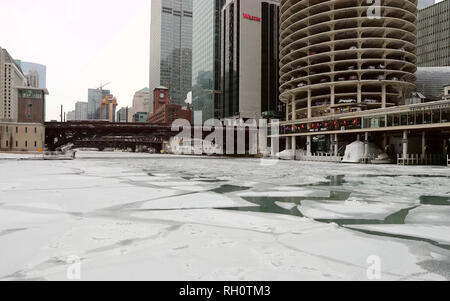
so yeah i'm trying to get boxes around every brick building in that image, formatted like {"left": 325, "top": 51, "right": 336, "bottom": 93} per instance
{"left": 147, "top": 86, "right": 192, "bottom": 125}
{"left": 17, "top": 87, "right": 47, "bottom": 123}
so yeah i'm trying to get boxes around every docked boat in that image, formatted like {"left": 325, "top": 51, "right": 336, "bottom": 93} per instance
{"left": 342, "top": 141, "right": 382, "bottom": 163}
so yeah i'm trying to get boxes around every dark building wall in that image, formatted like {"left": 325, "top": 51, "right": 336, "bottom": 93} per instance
{"left": 18, "top": 98, "right": 45, "bottom": 123}
{"left": 17, "top": 88, "right": 46, "bottom": 124}
{"left": 221, "top": 0, "right": 240, "bottom": 118}
{"left": 261, "top": 2, "right": 283, "bottom": 117}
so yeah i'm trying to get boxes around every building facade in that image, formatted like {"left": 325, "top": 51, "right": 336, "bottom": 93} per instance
{"left": 133, "top": 112, "right": 149, "bottom": 123}
{"left": 271, "top": 0, "right": 450, "bottom": 162}
{"left": 88, "top": 88, "right": 110, "bottom": 120}
{"left": 129, "top": 88, "right": 151, "bottom": 120}
{"left": 220, "top": 0, "right": 282, "bottom": 120}
{"left": 279, "top": 0, "right": 417, "bottom": 123}
{"left": 417, "top": 0, "right": 450, "bottom": 67}
{"left": 17, "top": 87, "right": 48, "bottom": 123}
{"left": 0, "top": 123, "right": 45, "bottom": 152}
{"left": 66, "top": 111, "right": 75, "bottom": 121}
{"left": 75, "top": 101, "right": 89, "bottom": 121}
{"left": 150, "top": 0, "right": 193, "bottom": 111}
{"left": 117, "top": 107, "right": 128, "bottom": 123}
{"left": 0, "top": 47, "right": 28, "bottom": 122}
{"left": 20, "top": 62, "right": 47, "bottom": 89}
{"left": 0, "top": 48, "right": 47, "bottom": 152}
{"left": 192, "top": 0, "right": 225, "bottom": 122}
{"left": 100, "top": 95, "right": 118, "bottom": 122}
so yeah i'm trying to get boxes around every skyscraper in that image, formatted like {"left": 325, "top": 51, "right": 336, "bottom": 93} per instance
{"left": 150, "top": 0, "right": 193, "bottom": 112}
{"left": 20, "top": 62, "right": 47, "bottom": 89}
{"left": 279, "top": 0, "right": 417, "bottom": 121}
{"left": 0, "top": 47, "right": 27, "bottom": 122}
{"left": 75, "top": 101, "right": 88, "bottom": 121}
{"left": 129, "top": 88, "right": 151, "bottom": 119}
{"left": 100, "top": 94, "right": 117, "bottom": 122}
{"left": 88, "top": 88, "right": 110, "bottom": 120}
{"left": 116, "top": 107, "right": 128, "bottom": 123}
{"left": 220, "top": 0, "right": 281, "bottom": 120}
{"left": 417, "top": 0, "right": 450, "bottom": 67}
{"left": 66, "top": 110, "right": 75, "bottom": 121}
{"left": 192, "top": 0, "right": 224, "bottom": 122}
{"left": 274, "top": 0, "right": 418, "bottom": 157}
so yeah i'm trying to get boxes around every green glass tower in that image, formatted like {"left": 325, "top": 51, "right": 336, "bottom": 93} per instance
{"left": 192, "top": 0, "right": 225, "bottom": 122}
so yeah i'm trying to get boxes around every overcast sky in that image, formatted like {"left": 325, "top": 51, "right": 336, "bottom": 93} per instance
{"left": 0, "top": 0, "right": 151, "bottom": 121}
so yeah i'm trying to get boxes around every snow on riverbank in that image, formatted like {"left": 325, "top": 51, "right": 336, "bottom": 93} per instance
{"left": 0, "top": 152, "right": 43, "bottom": 160}
{"left": 0, "top": 151, "right": 449, "bottom": 280}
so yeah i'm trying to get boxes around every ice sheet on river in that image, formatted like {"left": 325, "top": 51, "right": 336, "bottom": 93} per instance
{"left": 1, "top": 151, "right": 450, "bottom": 280}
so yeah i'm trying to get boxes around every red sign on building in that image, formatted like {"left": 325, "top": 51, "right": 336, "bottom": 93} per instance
{"left": 243, "top": 13, "right": 261, "bottom": 22}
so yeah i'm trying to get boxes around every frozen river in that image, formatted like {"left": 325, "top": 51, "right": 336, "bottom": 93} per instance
{"left": 1, "top": 151, "right": 450, "bottom": 281}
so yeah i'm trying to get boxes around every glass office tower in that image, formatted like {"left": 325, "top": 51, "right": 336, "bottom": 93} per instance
{"left": 220, "top": 0, "right": 281, "bottom": 120}
{"left": 150, "top": 0, "right": 193, "bottom": 111}
{"left": 192, "top": 0, "right": 224, "bottom": 122}
{"left": 88, "top": 89, "right": 110, "bottom": 120}
{"left": 20, "top": 62, "right": 47, "bottom": 89}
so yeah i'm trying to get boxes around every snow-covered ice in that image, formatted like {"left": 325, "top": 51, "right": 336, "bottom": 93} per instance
{"left": 1, "top": 151, "right": 450, "bottom": 281}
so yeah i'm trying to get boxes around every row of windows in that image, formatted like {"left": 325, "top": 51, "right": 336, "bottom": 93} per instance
{"left": 0, "top": 126, "right": 39, "bottom": 133}
{"left": 1, "top": 140, "right": 39, "bottom": 148}
{"left": 280, "top": 109, "right": 450, "bottom": 135}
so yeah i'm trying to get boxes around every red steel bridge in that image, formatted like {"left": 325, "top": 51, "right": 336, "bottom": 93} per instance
{"left": 45, "top": 121, "right": 179, "bottom": 151}
{"left": 45, "top": 121, "right": 262, "bottom": 153}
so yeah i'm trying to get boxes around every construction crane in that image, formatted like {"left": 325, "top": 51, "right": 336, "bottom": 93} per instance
{"left": 97, "top": 82, "right": 111, "bottom": 120}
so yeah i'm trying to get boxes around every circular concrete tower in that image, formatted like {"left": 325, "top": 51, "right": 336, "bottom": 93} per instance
{"left": 279, "top": 0, "right": 418, "bottom": 121}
